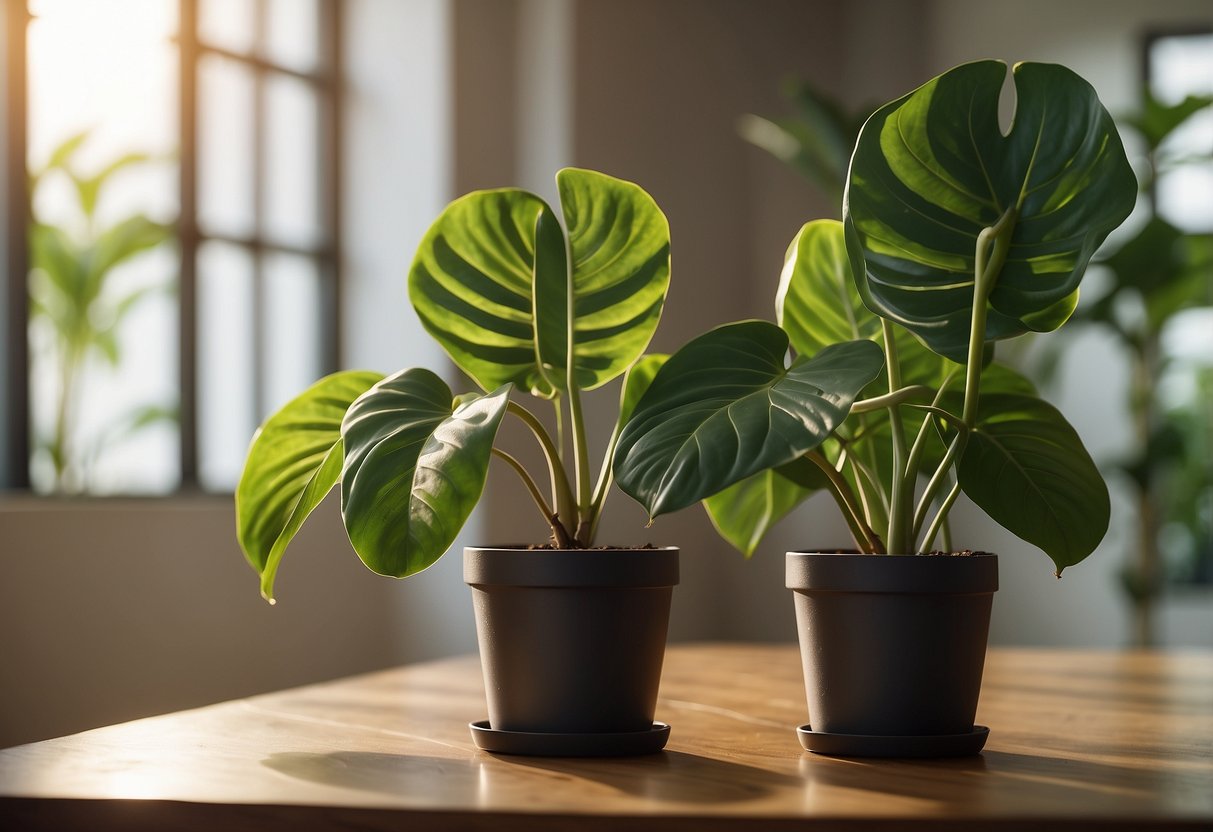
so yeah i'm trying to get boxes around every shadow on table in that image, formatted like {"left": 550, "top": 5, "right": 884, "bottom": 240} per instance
{"left": 498, "top": 750, "right": 801, "bottom": 803}
{"left": 264, "top": 751, "right": 484, "bottom": 802}
{"left": 263, "top": 749, "right": 798, "bottom": 805}
{"left": 800, "top": 749, "right": 1175, "bottom": 807}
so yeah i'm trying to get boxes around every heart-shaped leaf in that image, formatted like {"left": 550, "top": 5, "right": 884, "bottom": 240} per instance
{"left": 613, "top": 321, "right": 884, "bottom": 518}
{"left": 236, "top": 370, "right": 384, "bottom": 601}
{"left": 703, "top": 457, "right": 829, "bottom": 557}
{"left": 408, "top": 169, "right": 669, "bottom": 398}
{"left": 958, "top": 393, "right": 1109, "bottom": 574}
{"left": 341, "top": 369, "right": 510, "bottom": 577}
{"left": 845, "top": 61, "right": 1137, "bottom": 362}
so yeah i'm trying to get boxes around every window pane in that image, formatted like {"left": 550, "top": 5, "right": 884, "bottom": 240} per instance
{"left": 265, "top": 0, "right": 321, "bottom": 73}
{"left": 198, "top": 54, "right": 256, "bottom": 238}
{"left": 26, "top": 0, "right": 180, "bottom": 494}
{"left": 262, "top": 254, "right": 324, "bottom": 415}
{"left": 197, "top": 242, "right": 255, "bottom": 491}
{"left": 264, "top": 75, "right": 322, "bottom": 246}
{"left": 1150, "top": 34, "right": 1213, "bottom": 234}
{"left": 199, "top": 0, "right": 255, "bottom": 55}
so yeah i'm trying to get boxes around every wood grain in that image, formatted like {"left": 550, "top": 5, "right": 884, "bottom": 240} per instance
{"left": 1, "top": 644, "right": 1210, "bottom": 831}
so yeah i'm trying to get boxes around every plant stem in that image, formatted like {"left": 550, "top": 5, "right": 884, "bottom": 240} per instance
{"left": 491, "top": 448, "right": 572, "bottom": 546}
{"left": 807, "top": 449, "right": 884, "bottom": 553}
{"left": 913, "top": 206, "right": 1016, "bottom": 546}
{"left": 851, "top": 385, "right": 934, "bottom": 414}
{"left": 918, "top": 480, "right": 960, "bottom": 553}
{"left": 881, "top": 320, "right": 910, "bottom": 554}
{"left": 586, "top": 419, "right": 622, "bottom": 544}
{"left": 507, "top": 401, "right": 576, "bottom": 535}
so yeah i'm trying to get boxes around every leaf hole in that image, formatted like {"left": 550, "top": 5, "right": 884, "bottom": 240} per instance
{"left": 998, "top": 63, "right": 1016, "bottom": 137}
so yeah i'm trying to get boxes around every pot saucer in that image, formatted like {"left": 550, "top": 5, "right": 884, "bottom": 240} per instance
{"left": 797, "top": 724, "right": 989, "bottom": 758}
{"left": 469, "top": 720, "right": 670, "bottom": 757}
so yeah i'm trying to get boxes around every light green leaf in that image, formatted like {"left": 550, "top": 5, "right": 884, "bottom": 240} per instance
{"left": 557, "top": 167, "right": 671, "bottom": 391}
{"left": 613, "top": 320, "right": 884, "bottom": 518}
{"left": 408, "top": 169, "right": 670, "bottom": 398}
{"left": 618, "top": 353, "right": 668, "bottom": 429}
{"left": 958, "top": 393, "right": 1109, "bottom": 574}
{"left": 236, "top": 370, "right": 384, "bottom": 601}
{"left": 845, "top": 61, "right": 1137, "bottom": 361}
{"left": 704, "top": 457, "right": 828, "bottom": 557}
{"left": 341, "top": 370, "right": 511, "bottom": 578}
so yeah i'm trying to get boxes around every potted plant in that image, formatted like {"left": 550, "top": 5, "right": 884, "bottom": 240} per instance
{"left": 234, "top": 168, "right": 697, "bottom": 757}
{"left": 614, "top": 61, "right": 1137, "bottom": 757}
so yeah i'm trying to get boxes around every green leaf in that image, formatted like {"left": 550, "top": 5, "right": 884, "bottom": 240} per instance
{"left": 87, "top": 215, "right": 172, "bottom": 293}
{"left": 1123, "top": 92, "right": 1213, "bottom": 153}
{"left": 408, "top": 168, "right": 670, "bottom": 398}
{"left": 341, "top": 370, "right": 510, "bottom": 578}
{"left": 71, "top": 151, "right": 156, "bottom": 219}
{"left": 703, "top": 457, "right": 828, "bottom": 557}
{"left": 613, "top": 320, "right": 884, "bottom": 518}
{"left": 958, "top": 393, "right": 1109, "bottom": 574}
{"left": 845, "top": 60, "right": 1137, "bottom": 361}
{"left": 236, "top": 370, "right": 384, "bottom": 601}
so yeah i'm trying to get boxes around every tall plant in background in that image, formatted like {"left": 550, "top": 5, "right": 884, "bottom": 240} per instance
{"left": 28, "top": 132, "right": 175, "bottom": 492}
{"left": 1037, "top": 91, "right": 1213, "bottom": 645}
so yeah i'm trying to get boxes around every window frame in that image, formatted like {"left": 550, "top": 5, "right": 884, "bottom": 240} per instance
{"left": 0, "top": 0, "right": 344, "bottom": 493}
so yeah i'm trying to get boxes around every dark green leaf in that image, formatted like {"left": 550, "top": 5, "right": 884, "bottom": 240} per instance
{"left": 613, "top": 320, "right": 884, "bottom": 518}
{"left": 341, "top": 370, "right": 510, "bottom": 578}
{"left": 236, "top": 370, "right": 384, "bottom": 601}
{"left": 958, "top": 393, "right": 1109, "bottom": 574}
{"left": 845, "top": 61, "right": 1137, "bottom": 361}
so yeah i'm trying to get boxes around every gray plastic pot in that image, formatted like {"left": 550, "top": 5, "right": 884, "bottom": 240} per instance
{"left": 464, "top": 546, "right": 679, "bottom": 735}
{"left": 787, "top": 551, "right": 997, "bottom": 752}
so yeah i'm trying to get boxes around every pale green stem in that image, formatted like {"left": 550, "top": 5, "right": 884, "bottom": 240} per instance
{"left": 918, "top": 481, "right": 961, "bottom": 554}
{"left": 491, "top": 448, "right": 571, "bottom": 546}
{"left": 914, "top": 206, "right": 1017, "bottom": 545}
{"left": 851, "top": 385, "right": 934, "bottom": 414}
{"left": 808, "top": 449, "right": 884, "bottom": 554}
{"left": 940, "top": 513, "right": 953, "bottom": 554}
{"left": 901, "top": 371, "right": 960, "bottom": 504}
{"left": 881, "top": 320, "right": 911, "bottom": 554}
{"left": 507, "top": 401, "right": 576, "bottom": 534}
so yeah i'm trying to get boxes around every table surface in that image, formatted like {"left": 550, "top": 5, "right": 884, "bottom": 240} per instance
{"left": 1, "top": 644, "right": 1210, "bottom": 831}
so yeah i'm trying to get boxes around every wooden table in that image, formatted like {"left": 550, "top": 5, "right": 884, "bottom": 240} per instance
{"left": 1, "top": 644, "right": 1210, "bottom": 831}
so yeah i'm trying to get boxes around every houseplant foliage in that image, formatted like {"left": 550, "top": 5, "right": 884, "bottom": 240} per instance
{"left": 28, "top": 131, "right": 175, "bottom": 493}
{"left": 619, "top": 61, "right": 1137, "bottom": 574}
{"left": 237, "top": 168, "right": 673, "bottom": 601}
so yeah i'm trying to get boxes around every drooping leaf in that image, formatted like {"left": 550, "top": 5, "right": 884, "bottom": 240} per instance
{"left": 613, "top": 320, "right": 884, "bottom": 518}
{"left": 341, "top": 370, "right": 510, "bottom": 578}
{"left": 703, "top": 457, "right": 829, "bottom": 557}
{"left": 87, "top": 215, "right": 173, "bottom": 295}
{"left": 958, "top": 393, "right": 1109, "bottom": 574}
{"left": 236, "top": 370, "right": 384, "bottom": 601}
{"left": 844, "top": 60, "right": 1137, "bottom": 362}
{"left": 408, "top": 169, "right": 669, "bottom": 398}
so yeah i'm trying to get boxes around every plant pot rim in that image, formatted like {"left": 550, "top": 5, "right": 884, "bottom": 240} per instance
{"left": 465, "top": 545, "right": 679, "bottom": 589}
{"left": 786, "top": 550, "right": 998, "bottom": 594}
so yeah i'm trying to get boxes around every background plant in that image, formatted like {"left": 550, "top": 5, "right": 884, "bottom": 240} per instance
{"left": 238, "top": 169, "right": 675, "bottom": 601}
{"left": 1034, "top": 90, "right": 1213, "bottom": 643}
{"left": 617, "top": 61, "right": 1137, "bottom": 574}
{"left": 28, "top": 131, "right": 175, "bottom": 493}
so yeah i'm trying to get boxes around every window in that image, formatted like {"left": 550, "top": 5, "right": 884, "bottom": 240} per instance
{"left": 1, "top": 0, "right": 342, "bottom": 494}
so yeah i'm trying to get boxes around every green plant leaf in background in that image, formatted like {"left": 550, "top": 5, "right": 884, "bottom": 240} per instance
{"left": 618, "top": 353, "right": 669, "bottom": 428}
{"left": 613, "top": 320, "right": 884, "bottom": 518}
{"left": 704, "top": 457, "right": 829, "bottom": 557}
{"left": 236, "top": 370, "right": 384, "bottom": 601}
{"left": 844, "top": 60, "right": 1137, "bottom": 362}
{"left": 408, "top": 168, "right": 670, "bottom": 398}
{"left": 341, "top": 370, "right": 511, "bottom": 578}
{"left": 957, "top": 393, "right": 1109, "bottom": 574}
